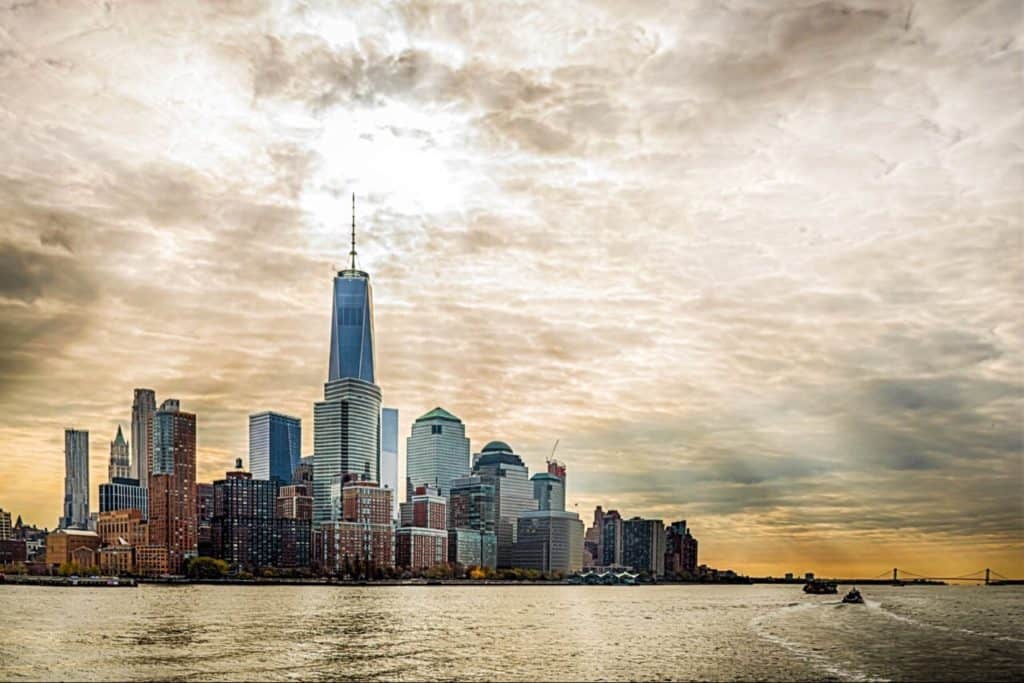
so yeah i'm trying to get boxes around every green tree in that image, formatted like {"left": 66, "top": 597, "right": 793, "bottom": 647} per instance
{"left": 58, "top": 561, "right": 82, "bottom": 577}
{"left": 185, "top": 556, "right": 229, "bottom": 579}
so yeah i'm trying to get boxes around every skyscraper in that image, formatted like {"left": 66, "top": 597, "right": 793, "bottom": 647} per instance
{"left": 622, "top": 517, "right": 666, "bottom": 576}
{"left": 99, "top": 478, "right": 148, "bottom": 518}
{"left": 212, "top": 459, "right": 280, "bottom": 571}
{"left": 531, "top": 472, "right": 564, "bottom": 512}
{"left": 130, "top": 388, "right": 156, "bottom": 486}
{"left": 472, "top": 441, "right": 537, "bottom": 568}
{"left": 313, "top": 202, "right": 382, "bottom": 524}
{"left": 61, "top": 429, "right": 89, "bottom": 529}
{"left": 249, "top": 412, "right": 301, "bottom": 484}
{"left": 600, "top": 509, "right": 624, "bottom": 566}
{"left": 380, "top": 407, "right": 399, "bottom": 520}
{"left": 147, "top": 399, "right": 197, "bottom": 574}
{"left": 108, "top": 425, "right": 131, "bottom": 481}
{"left": 405, "top": 407, "right": 470, "bottom": 500}
{"left": 513, "top": 460, "right": 583, "bottom": 574}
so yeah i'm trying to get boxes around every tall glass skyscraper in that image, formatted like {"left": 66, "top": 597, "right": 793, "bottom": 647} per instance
{"left": 249, "top": 412, "right": 301, "bottom": 484}
{"left": 380, "top": 407, "right": 399, "bottom": 520}
{"left": 405, "top": 407, "right": 470, "bottom": 500}
{"left": 61, "top": 429, "right": 89, "bottom": 529}
{"left": 472, "top": 441, "right": 537, "bottom": 568}
{"left": 130, "top": 388, "right": 156, "bottom": 486}
{"left": 313, "top": 213, "right": 382, "bottom": 525}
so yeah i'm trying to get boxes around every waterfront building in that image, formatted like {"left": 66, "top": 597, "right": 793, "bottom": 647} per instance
{"left": 249, "top": 412, "right": 301, "bottom": 484}
{"left": 313, "top": 229, "right": 382, "bottom": 524}
{"left": 147, "top": 399, "right": 197, "bottom": 574}
{"left": 61, "top": 429, "right": 90, "bottom": 529}
{"left": 448, "top": 476, "right": 498, "bottom": 570}
{"left": 212, "top": 459, "right": 280, "bottom": 570}
{"left": 622, "top": 517, "right": 665, "bottom": 576}
{"left": 395, "top": 527, "right": 447, "bottom": 570}
{"left": 108, "top": 425, "right": 131, "bottom": 481}
{"left": 99, "top": 477, "right": 149, "bottom": 518}
{"left": 45, "top": 528, "right": 100, "bottom": 568}
{"left": 600, "top": 509, "right": 624, "bottom": 566}
{"left": 135, "top": 545, "right": 170, "bottom": 576}
{"left": 511, "top": 510, "right": 584, "bottom": 574}
{"left": 0, "top": 508, "right": 11, "bottom": 540}
{"left": 130, "top": 388, "right": 156, "bottom": 485}
{"left": 0, "top": 539, "right": 27, "bottom": 565}
{"left": 447, "top": 528, "right": 497, "bottom": 569}
{"left": 472, "top": 441, "right": 537, "bottom": 568}
{"left": 99, "top": 543, "right": 134, "bottom": 575}
{"left": 405, "top": 407, "right": 470, "bottom": 499}
{"left": 277, "top": 484, "right": 313, "bottom": 569}
{"left": 396, "top": 486, "right": 448, "bottom": 570}
{"left": 96, "top": 508, "right": 148, "bottom": 548}
{"left": 315, "top": 475, "right": 394, "bottom": 573}
{"left": 196, "top": 482, "right": 214, "bottom": 556}
{"left": 512, "top": 459, "right": 583, "bottom": 573}
{"left": 665, "top": 521, "right": 699, "bottom": 576}
{"left": 380, "top": 407, "right": 399, "bottom": 520}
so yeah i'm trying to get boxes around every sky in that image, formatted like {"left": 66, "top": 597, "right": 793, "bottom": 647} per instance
{"left": 0, "top": 0, "right": 1021, "bottom": 578}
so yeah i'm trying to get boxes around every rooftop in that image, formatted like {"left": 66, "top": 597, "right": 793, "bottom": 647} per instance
{"left": 416, "top": 406, "right": 462, "bottom": 423}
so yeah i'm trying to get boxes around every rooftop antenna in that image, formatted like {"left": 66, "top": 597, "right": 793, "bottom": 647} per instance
{"left": 349, "top": 192, "right": 357, "bottom": 270}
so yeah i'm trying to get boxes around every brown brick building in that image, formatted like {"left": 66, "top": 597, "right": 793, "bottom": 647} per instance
{"left": 148, "top": 400, "right": 197, "bottom": 574}
{"left": 45, "top": 529, "right": 101, "bottom": 568}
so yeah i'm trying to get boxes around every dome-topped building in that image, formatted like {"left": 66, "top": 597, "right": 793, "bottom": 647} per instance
{"left": 472, "top": 440, "right": 536, "bottom": 567}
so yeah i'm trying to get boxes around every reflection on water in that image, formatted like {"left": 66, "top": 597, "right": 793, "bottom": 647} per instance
{"left": 1, "top": 584, "right": 1021, "bottom": 681}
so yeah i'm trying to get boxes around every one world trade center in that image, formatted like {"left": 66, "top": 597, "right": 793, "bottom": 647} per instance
{"left": 312, "top": 196, "right": 382, "bottom": 524}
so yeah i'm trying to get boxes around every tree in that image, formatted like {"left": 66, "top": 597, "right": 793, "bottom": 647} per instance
{"left": 185, "top": 556, "right": 229, "bottom": 579}
{"left": 58, "top": 561, "right": 82, "bottom": 577}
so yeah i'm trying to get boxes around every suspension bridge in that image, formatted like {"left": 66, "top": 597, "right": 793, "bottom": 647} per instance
{"left": 866, "top": 567, "right": 1021, "bottom": 585}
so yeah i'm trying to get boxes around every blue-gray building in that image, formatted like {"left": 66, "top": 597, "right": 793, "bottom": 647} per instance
{"left": 249, "top": 412, "right": 301, "bottom": 484}
{"left": 99, "top": 477, "right": 149, "bottom": 519}
{"left": 381, "top": 407, "right": 399, "bottom": 520}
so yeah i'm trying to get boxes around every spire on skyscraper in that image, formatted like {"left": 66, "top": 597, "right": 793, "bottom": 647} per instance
{"left": 349, "top": 192, "right": 357, "bottom": 271}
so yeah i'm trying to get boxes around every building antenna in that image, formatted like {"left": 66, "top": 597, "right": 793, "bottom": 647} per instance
{"left": 349, "top": 192, "right": 358, "bottom": 270}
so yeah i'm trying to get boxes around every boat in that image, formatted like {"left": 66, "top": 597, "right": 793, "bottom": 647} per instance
{"left": 842, "top": 587, "right": 864, "bottom": 604}
{"left": 803, "top": 580, "right": 838, "bottom": 594}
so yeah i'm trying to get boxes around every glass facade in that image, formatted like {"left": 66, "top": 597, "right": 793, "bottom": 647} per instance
{"left": 315, "top": 268, "right": 382, "bottom": 526}
{"left": 622, "top": 517, "right": 666, "bottom": 576}
{"left": 249, "top": 412, "right": 301, "bottom": 484}
{"left": 471, "top": 442, "right": 537, "bottom": 569}
{"left": 328, "top": 272, "right": 375, "bottom": 384}
{"left": 62, "top": 429, "right": 90, "bottom": 529}
{"left": 405, "top": 407, "right": 470, "bottom": 500}
{"left": 99, "top": 477, "right": 149, "bottom": 519}
{"left": 380, "top": 407, "right": 399, "bottom": 520}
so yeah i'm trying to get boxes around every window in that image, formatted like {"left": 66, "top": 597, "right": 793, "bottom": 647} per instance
{"left": 431, "top": 425, "right": 443, "bottom": 435}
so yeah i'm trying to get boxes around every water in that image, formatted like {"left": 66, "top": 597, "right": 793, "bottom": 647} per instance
{"left": 1, "top": 584, "right": 1021, "bottom": 681}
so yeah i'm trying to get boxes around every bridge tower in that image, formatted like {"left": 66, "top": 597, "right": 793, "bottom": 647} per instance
{"left": 893, "top": 567, "right": 898, "bottom": 583}
{"left": 985, "top": 568, "right": 990, "bottom": 585}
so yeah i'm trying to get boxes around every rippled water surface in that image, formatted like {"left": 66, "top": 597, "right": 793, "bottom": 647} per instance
{"left": 1, "top": 584, "right": 1021, "bottom": 681}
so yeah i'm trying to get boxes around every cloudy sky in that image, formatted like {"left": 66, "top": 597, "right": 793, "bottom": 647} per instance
{"left": 1, "top": 0, "right": 1021, "bottom": 577}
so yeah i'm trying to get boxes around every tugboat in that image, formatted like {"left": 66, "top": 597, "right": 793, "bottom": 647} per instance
{"left": 842, "top": 587, "right": 864, "bottom": 604}
{"left": 803, "top": 579, "right": 838, "bottom": 594}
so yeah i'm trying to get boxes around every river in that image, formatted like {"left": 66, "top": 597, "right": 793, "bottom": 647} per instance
{"left": 1, "top": 584, "right": 1020, "bottom": 680}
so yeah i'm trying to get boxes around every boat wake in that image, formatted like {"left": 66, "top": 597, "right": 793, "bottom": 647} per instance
{"left": 749, "top": 603, "right": 889, "bottom": 682}
{"left": 866, "top": 601, "right": 1024, "bottom": 644}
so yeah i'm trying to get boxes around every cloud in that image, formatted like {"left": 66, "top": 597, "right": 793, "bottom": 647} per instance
{"left": 0, "top": 0, "right": 1020, "bottom": 575}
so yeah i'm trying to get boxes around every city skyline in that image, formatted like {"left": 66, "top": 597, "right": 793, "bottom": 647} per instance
{"left": 1, "top": 0, "right": 1021, "bottom": 578}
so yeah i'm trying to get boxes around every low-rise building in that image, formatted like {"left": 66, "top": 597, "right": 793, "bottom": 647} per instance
{"left": 511, "top": 510, "right": 584, "bottom": 574}
{"left": 135, "top": 545, "right": 170, "bottom": 576}
{"left": 395, "top": 527, "right": 447, "bottom": 570}
{"left": 0, "top": 539, "right": 27, "bottom": 565}
{"left": 45, "top": 529, "right": 101, "bottom": 569}
{"left": 447, "top": 528, "right": 497, "bottom": 569}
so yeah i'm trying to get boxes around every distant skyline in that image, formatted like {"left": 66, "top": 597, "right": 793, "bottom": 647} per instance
{"left": 1, "top": 0, "right": 1021, "bottom": 577}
